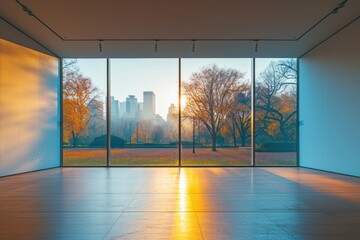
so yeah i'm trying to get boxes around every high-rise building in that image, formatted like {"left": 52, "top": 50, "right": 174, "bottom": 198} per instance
{"left": 143, "top": 91, "right": 155, "bottom": 120}
{"left": 125, "top": 95, "right": 138, "bottom": 119}
{"left": 119, "top": 101, "right": 126, "bottom": 118}
{"left": 137, "top": 102, "right": 144, "bottom": 119}
{"left": 167, "top": 103, "right": 178, "bottom": 123}
{"left": 110, "top": 96, "right": 119, "bottom": 121}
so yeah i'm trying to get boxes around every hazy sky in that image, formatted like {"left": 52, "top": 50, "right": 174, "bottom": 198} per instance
{"left": 73, "top": 58, "right": 284, "bottom": 119}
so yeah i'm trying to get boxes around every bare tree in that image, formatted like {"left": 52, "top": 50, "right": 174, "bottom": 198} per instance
{"left": 255, "top": 60, "right": 297, "bottom": 141}
{"left": 183, "top": 65, "right": 244, "bottom": 151}
{"left": 229, "top": 83, "right": 252, "bottom": 146}
{"left": 224, "top": 117, "right": 238, "bottom": 147}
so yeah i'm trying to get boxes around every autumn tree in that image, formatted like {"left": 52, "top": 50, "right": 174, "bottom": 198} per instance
{"left": 183, "top": 65, "right": 244, "bottom": 151}
{"left": 255, "top": 59, "right": 297, "bottom": 141}
{"left": 137, "top": 120, "right": 153, "bottom": 143}
{"left": 63, "top": 60, "right": 101, "bottom": 147}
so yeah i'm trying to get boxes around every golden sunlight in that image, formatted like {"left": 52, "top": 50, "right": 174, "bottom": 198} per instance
{"left": 179, "top": 169, "right": 187, "bottom": 212}
{"left": 172, "top": 169, "right": 201, "bottom": 239}
{"left": 180, "top": 95, "right": 187, "bottom": 110}
{"left": 265, "top": 168, "right": 360, "bottom": 204}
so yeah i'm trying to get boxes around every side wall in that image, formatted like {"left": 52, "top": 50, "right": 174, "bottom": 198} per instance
{"left": 299, "top": 19, "right": 360, "bottom": 176}
{"left": 0, "top": 39, "right": 60, "bottom": 176}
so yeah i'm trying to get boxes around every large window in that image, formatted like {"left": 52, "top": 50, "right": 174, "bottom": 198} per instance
{"left": 109, "top": 59, "right": 179, "bottom": 166}
{"left": 62, "top": 58, "right": 297, "bottom": 166}
{"left": 62, "top": 59, "right": 107, "bottom": 166}
{"left": 255, "top": 59, "right": 298, "bottom": 166}
{"left": 181, "top": 59, "right": 252, "bottom": 166}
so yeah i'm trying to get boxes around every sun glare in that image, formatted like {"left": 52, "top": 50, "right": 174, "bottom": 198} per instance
{"left": 180, "top": 95, "right": 187, "bottom": 110}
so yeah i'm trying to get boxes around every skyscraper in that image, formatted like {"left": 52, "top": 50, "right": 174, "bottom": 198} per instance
{"left": 143, "top": 91, "right": 155, "bottom": 120}
{"left": 119, "top": 101, "right": 126, "bottom": 118}
{"left": 110, "top": 96, "right": 119, "bottom": 121}
{"left": 125, "top": 95, "right": 138, "bottom": 119}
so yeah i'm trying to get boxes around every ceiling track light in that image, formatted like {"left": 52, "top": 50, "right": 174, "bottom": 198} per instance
{"left": 22, "top": 5, "right": 33, "bottom": 16}
{"left": 255, "top": 40, "right": 259, "bottom": 53}
{"left": 332, "top": 0, "right": 348, "bottom": 14}
{"left": 155, "top": 40, "right": 158, "bottom": 52}
{"left": 99, "top": 40, "right": 103, "bottom": 52}
{"left": 14, "top": 0, "right": 350, "bottom": 47}
{"left": 192, "top": 40, "right": 196, "bottom": 52}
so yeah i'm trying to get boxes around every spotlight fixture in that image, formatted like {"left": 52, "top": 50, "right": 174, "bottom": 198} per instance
{"left": 332, "top": 0, "right": 347, "bottom": 14}
{"left": 192, "top": 40, "right": 196, "bottom": 52}
{"left": 99, "top": 40, "right": 103, "bottom": 52}
{"left": 255, "top": 40, "right": 259, "bottom": 53}
{"left": 22, "top": 5, "right": 33, "bottom": 16}
{"left": 155, "top": 40, "right": 158, "bottom": 52}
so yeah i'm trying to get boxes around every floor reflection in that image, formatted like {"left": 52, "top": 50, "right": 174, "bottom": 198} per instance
{"left": 172, "top": 169, "right": 202, "bottom": 239}
{"left": 264, "top": 168, "right": 360, "bottom": 204}
{"left": 0, "top": 167, "right": 360, "bottom": 239}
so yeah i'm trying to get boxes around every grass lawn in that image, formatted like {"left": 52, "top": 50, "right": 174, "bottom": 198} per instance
{"left": 63, "top": 148, "right": 296, "bottom": 166}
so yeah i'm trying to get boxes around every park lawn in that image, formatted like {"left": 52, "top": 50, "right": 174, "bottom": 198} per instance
{"left": 63, "top": 148, "right": 296, "bottom": 166}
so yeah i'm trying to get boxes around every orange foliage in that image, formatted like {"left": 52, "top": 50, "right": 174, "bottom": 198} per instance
{"left": 62, "top": 61, "right": 100, "bottom": 146}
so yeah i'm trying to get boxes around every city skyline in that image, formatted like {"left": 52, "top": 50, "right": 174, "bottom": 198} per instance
{"left": 73, "top": 58, "right": 277, "bottom": 119}
{"left": 111, "top": 91, "right": 162, "bottom": 121}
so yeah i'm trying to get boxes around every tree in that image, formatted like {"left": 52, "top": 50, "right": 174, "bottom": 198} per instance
{"left": 63, "top": 60, "right": 101, "bottom": 147}
{"left": 151, "top": 125, "right": 164, "bottom": 143}
{"left": 86, "top": 99, "right": 106, "bottom": 144}
{"left": 229, "top": 83, "right": 252, "bottom": 147}
{"left": 183, "top": 65, "right": 244, "bottom": 151}
{"left": 137, "top": 120, "right": 153, "bottom": 143}
{"left": 223, "top": 117, "right": 238, "bottom": 147}
{"left": 118, "top": 118, "right": 135, "bottom": 143}
{"left": 255, "top": 60, "right": 297, "bottom": 141}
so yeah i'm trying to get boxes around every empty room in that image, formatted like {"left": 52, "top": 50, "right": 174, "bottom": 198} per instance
{"left": 0, "top": 0, "right": 360, "bottom": 239}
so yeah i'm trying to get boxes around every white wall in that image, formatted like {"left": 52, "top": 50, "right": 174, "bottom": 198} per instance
{"left": 299, "top": 20, "right": 360, "bottom": 176}
{"left": 0, "top": 39, "right": 60, "bottom": 177}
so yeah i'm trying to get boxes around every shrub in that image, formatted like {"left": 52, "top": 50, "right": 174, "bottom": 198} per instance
{"left": 257, "top": 141, "right": 296, "bottom": 152}
{"left": 89, "top": 135, "right": 126, "bottom": 148}
{"left": 124, "top": 143, "right": 176, "bottom": 148}
{"left": 169, "top": 141, "right": 203, "bottom": 148}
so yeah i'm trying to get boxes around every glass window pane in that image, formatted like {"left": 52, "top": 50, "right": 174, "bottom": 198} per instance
{"left": 62, "top": 59, "right": 107, "bottom": 166}
{"left": 255, "top": 58, "right": 297, "bottom": 166}
{"left": 110, "top": 59, "right": 179, "bottom": 166}
{"left": 181, "top": 59, "right": 252, "bottom": 166}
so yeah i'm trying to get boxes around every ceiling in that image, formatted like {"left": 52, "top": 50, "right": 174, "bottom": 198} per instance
{"left": 0, "top": 0, "right": 359, "bottom": 58}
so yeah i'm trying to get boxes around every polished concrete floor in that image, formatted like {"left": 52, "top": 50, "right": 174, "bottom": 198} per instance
{"left": 0, "top": 167, "right": 360, "bottom": 240}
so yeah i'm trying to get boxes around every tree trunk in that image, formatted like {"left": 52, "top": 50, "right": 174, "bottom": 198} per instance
{"left": 71, "top": 131, "right": 78, "bottom": 147}
{"left": 233, "top": 133, "right": 237, "bottom": 147}
{"left": 280, "top": 123, "right": 289, "bottom": 141}
{"left": 241, "top": 137, "right": 246, "bottom": 147}
{"left": 211, "top": 134, "right": 217, "bottom": 151}
{"left": 232, "top": 121, "right": 237, "bottom": 147}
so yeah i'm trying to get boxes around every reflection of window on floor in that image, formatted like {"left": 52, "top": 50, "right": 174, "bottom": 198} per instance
{"left": 62, "top": 58, "right": 297, "bottom": 166}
